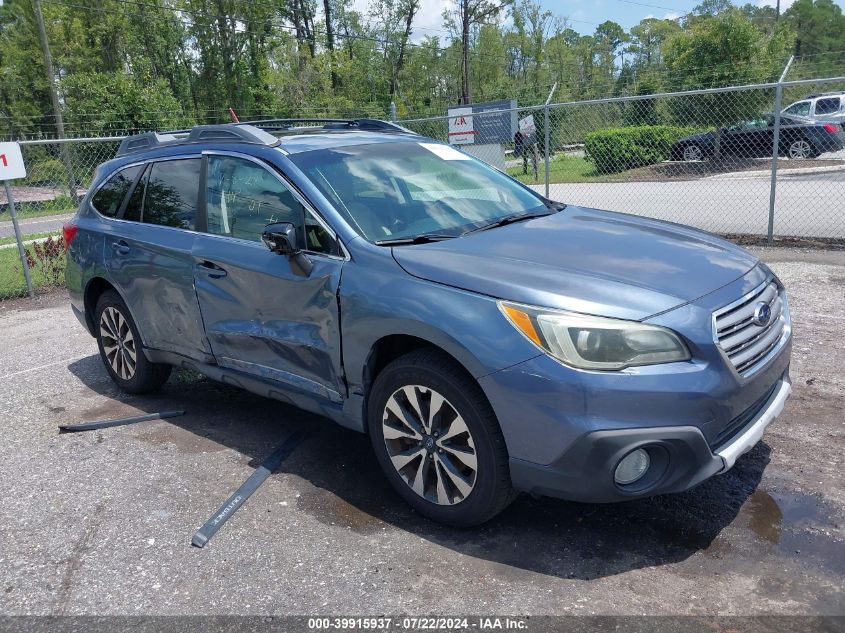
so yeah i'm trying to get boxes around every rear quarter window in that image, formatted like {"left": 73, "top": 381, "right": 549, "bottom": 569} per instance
{"left": 91, "top": 165, "right": 143, "bottom": 217}
{"left": 142, "top": 159, "right": 201, "bottom": 230}
{"left": 815, "top": 97, "right": 842, "bottom": 116}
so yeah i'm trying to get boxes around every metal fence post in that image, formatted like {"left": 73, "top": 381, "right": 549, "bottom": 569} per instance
{"left": 543, "top": 83, "right": 557, "bottom": 199}
{"left": 3, "top": 180, "right": 34, "bottom": 298}
{"left": 768, "top": 56, "right": 794, "bottom": 243}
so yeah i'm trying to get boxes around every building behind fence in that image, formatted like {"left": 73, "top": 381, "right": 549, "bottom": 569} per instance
{"left": 1, "top": 74, "right": 844, "bottom": 299}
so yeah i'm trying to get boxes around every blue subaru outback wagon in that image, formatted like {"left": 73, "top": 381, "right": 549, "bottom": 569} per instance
{"left": 66, "top": 119, "right": 792, "bottom": 526}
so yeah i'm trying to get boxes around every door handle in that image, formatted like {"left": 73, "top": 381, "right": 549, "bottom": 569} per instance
{"left": 112, "top": 240, "right": 130, "bottom": 256}
{"left": 196, "top": 261, "right": 228, "bottom": 279}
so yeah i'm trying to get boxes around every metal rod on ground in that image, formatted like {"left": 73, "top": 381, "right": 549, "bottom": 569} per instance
{"left": 768, "top": 56, "right": 794, "bottom": 244}
{"left": 3, "top": 180, "right": 33, "bottom": 298}
{"left": 58, "top": 410, "right": 185, "bottom": 433}
{"left": 192, "top": 430, "right": 308, "bottom": 548}
{"left": 544, "top": 83, "right": 557, "bottom": 199}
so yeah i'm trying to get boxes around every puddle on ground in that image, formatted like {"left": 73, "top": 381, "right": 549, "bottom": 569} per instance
{"left": 729, "top": 488, "right": 844, "bottom": 574}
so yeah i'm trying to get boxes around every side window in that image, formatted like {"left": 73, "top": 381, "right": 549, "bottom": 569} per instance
{"left": 205, "top": 155, "right": 340, "bottom": 255}
{"left": 122, "top": 164, "right": 148, "bottom": 222}
{"left": 143, "top": 159, "right": 201, "bottom": 230}
{"left": 305, "top": 214, "right": 342, "bottom": 257}
{"left": 784, "top": 101, "right": 811, "bottom": 117}
{"left": 91, "top": 165, "right": 143, "bottom": 217}
{"left": 815, "top": 97, "right": 840, "bottom": 116}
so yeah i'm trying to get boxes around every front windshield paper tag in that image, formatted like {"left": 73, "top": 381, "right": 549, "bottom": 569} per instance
{"left": 419, "top": 143, "right": 471, "bottom": 161}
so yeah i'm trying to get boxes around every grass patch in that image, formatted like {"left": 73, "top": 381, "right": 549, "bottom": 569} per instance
{"left": 508, "top": 154, "right": 605, "bottom": 185}
{"left": 0, "top": 239, "right": 66, "bottom": 300}
{"left": 0, "top": 231, "right": 61, "bottom": 248}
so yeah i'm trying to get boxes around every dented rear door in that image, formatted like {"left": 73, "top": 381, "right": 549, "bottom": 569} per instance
{"left": 105, "top": 156, "right": 213, "bottom": 361}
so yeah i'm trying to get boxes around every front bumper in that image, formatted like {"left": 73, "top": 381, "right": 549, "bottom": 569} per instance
{"left": 506, "top": 375, "right": 790, "bottom": 502}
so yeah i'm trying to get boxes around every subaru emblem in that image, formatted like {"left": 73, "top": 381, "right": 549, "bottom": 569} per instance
{"left": 752, "top": 302, "right": 772, "bottom": 327}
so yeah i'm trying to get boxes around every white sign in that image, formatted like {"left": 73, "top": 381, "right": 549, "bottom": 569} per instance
{"left": 447, "top": 107, "right": 475, "bottom": 145}
{"left": 518, "top": 114, "right": 536, "bottom": 137}
{"left": 0, "top": 142, "right": 27, "bottom": 181}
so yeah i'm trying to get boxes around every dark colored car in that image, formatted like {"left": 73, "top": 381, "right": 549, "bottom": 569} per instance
{"left": 65, "top": 120, "right": 792, "bottom": 526}
{"left": 672, "top": 115, "right": 845, "bottom": 161}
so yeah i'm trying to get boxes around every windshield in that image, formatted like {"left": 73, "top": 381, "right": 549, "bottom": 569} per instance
{"left": 289, "top": 140, "right": 548, "bottom": 242}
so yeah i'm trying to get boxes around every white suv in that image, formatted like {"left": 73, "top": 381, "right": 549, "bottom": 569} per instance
{"left": 782, "top": 92, "right": 845, "bottom": 123}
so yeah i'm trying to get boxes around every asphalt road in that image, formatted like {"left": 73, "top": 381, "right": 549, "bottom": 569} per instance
{"left": 542, "top": 168, "right": 845, "bottom": 239}
{"left": 2, "top": 163, "right": 844, "bottom": 241}
{"left": 0, "top": 247, "right": 843, "bottom": 616}
{"left": 0, "top": 213, "right": 73, "bottom": 240}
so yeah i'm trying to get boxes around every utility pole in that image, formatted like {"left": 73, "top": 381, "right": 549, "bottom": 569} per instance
{"left": 33, "top": 0, "right": 77, "bottom": 201}
{"left": 776, "top": 0, "right": 781, "bottom": 22}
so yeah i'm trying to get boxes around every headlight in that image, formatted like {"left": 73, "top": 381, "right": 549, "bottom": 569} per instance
{"left": 498, "top": 301, "right": 690, "bottom": 370}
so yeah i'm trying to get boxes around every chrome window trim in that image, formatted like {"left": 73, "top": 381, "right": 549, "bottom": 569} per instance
{"left": 711, "top": 276, "right": 792, "bottom": 381}
{"left": 201, "top": 149, "right": 349, "bottom": 261}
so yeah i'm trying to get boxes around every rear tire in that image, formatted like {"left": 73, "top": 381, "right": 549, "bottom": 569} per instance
{"left": 94, "top": 290, "right": 171, "bottom": 394}
{"left": 367, "top": 348, "right": 514, "bottom": 527}
{"left": 788, "top": 138, "right": 818, "bottom": 159}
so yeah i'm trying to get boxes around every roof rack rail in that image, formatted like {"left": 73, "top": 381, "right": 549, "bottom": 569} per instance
{"left": 115, "top": 124, "right": 280, "bottom": 157}
{"left": 242, "top": 117, "right": 417, "bottom": 135}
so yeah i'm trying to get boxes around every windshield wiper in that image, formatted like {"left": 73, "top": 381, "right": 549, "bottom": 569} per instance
{"left": 374, "top": 233, "right": 457, "bottom": 246}
{"left": 462, "top": 211, "right": 553, "bottom": 236}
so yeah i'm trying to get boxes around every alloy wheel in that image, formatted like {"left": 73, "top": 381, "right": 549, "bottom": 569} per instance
{"left": 789, "top": 139, "right": 812, "bottom": 159}
{"left": 682, "top": 145, "right": 703, "bottom": 162}
{"left": 99, "top": 306, "right": 137, "bottom": 380}
{"left": 381, "top": 385, "right": 478, "bottom": 506}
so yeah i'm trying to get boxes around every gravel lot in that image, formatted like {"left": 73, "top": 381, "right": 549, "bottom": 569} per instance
{"left": 0, "top": 246, "right": 843, "bottom": 616}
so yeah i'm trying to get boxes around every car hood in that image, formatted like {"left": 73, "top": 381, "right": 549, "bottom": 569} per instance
{"left": 391, "top": 206, "right": 759, "bottom": 321}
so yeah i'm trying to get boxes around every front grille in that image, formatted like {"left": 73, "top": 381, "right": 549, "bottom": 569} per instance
{"left": 714, "top": 280, "right": 788, "bottom": 377}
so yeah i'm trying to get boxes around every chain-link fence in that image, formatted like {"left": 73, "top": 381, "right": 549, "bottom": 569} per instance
{"left": 401, "top": 75, "right": 845, "bottom": 240}
{"left": 2, "top": 75, "right": 844, "bottom": 299}
{"left": 0, "top": 137, "right": 120, "bottom": 299}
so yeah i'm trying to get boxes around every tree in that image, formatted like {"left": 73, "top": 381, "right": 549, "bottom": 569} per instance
{"left": 593, "top": 21, "right": 627, "bottom": 93}
{"left": 445, "top": 0, "right": 511, "bottom": 104}
{"left": 664, "top": 8, "right": 792, "bottom": 159}
{"left": 784, "top": 0, "right": 845, "bottom": 58}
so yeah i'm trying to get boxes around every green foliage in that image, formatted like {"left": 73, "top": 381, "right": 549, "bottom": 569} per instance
{"left": 24, "top": 159, "right": 66, "bottom": 186}
{"left": 584, "top": 125, "right": 693, "bottom": 173}
{"left": 662, "top": 8, "right": 792, "bottom": 153}
{"left": 0, "top": 0, "right": 841, "bottom": 137}
{"left": 61, "top": 72, "right": 193, "bottom": 136}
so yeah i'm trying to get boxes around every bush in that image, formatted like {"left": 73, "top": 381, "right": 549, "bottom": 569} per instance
{"left": 584, "top": 125, "right": 693, "bottom": 174}
{"left": 25, "top": 237, "right": 66, "bottom": 288}
{"left": 26, "top": 159, "right": 68, "bottom": 187}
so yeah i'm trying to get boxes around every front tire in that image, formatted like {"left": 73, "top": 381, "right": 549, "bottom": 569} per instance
{"left": 95, "top": 290, "right": 171, "bottom": 394}
{"left": 367, "top": 349, "right": 514, "bottom": 526}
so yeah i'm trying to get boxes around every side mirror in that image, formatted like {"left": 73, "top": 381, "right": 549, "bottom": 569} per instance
{"left": 262, "top": 222, "right": 298, "bottom": 255}
{"left": 261, "top": 221, "right": 314, "bottom": 277}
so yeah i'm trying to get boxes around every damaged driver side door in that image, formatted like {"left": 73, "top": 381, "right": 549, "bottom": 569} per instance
{"left": 191, "top": 151, "right": 346, "bottom": 403}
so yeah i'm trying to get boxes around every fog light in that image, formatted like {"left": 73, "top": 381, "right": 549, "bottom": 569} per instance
{"left": 615, "top": 448, "right": 650, "bottom": 485}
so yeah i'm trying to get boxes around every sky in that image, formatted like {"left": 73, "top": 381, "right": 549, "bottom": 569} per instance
{"left": 354, "top": 0, "right": 845, "bottom": 42}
